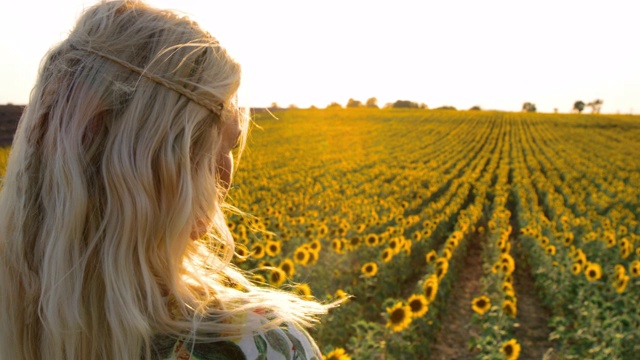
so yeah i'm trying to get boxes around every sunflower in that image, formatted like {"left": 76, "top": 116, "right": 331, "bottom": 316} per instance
{"left": 613, "top": 275, "right": 629, "bottom": 294}
{"left": 503, "top": 282, "right": 515, "bottom": 297}
{"left": 492, "top": 263, "right": 501, "bottom": 274}
{"left": 502, "top": 299, "right": 517, "bottom": 317}
{"left": 501, "top": 242, "right": 511, "bottom": 254}
{"left": 265, "top": 240, "right": 282, "bottom": 257}
{"left": 252, "top": 273, "right": 266, "bottom": 284}
{"left": 268, "top": 267, "right": 287, "bottom": 287}
{"left": 501, "top": 339, "right": 521, "bottom": 360}
{"left": 435, "top": 258, "right": 449, "bottom": 280}
{"left": 540, "top": 236, "right": 550, "bottom": 247}
{"left": 306, "top": 248, "right": 318, "bottom": 265}
{"left": 500, "top": 254, "right": 515, "bottom": 274}
{"left": 407, "top": 294, "right": 429, "bottom": 318}
{"left": 442, "top": 248, "right": 452, "bottom": 260}
{"left": 258, "top": 260, "right": 274, "bottom": 268}
{"left": 562, "top": 232, "right": 574, "bottom": 246}
{"left": 361, "top": 262, "right": 378, "bottom": 277}
{"left": 293, "top": 247, "right": 310, "bottom": 265}
{"left": 294, "top": 283, "right": 313, "bottom": 299}
{"left": 471, "top": 295, "right": 491, "bottom": 315}
{"left": 308, "top": 239, "right": 322, "bottom": 253}
{"left": 584, "top": 262, "right": 602, "bottom": 281}
{"left": 331, "top": 239, "right": 344, "bottom": 254}
{"left": 545, "top": 245, "right": 556, "bottom": 256}
{"left": 318, "top": 224, "right": 329, "bottom": 236}
{"left": 365, "top": 234, "right": 380, "bottom": 247}
{"left": 425, "top": 250, "right": 437, "bottom": 263}
{"left": 386, "top": 302, "right": 412, "bottom": 332}
{"left": 630, "top": 260, "right": 640, "bottom": 278}
{"left": 620, "top": 238, "right": 631, "bottom": 259}
{"left": 423, "top": 275, "right": 439, "bottom": 303}
{"left": 334, "top": 289, "right": 350, "bottom": 301}
{"left": 412, "top": 231, "right": 422, "bottom": 242}
{"left": 605, "top": 232, "right": 616, "bottom": 248}
{"left": 279, "top": 258, "right": 296, "bottom": 278}
{"left": 234, "top": 244, "right": 249, "bottom": 262}
{"left": 324, "top": 347, "right": 351, "bottom": 360}
{"left": 251, "top": 243, "right": 266, "bottom": 259}
{"left": 348, "top": 236, "right": 362, "bottom": 250}
{"left": 381, "top": 248, "right": 393, "bottom": 263}
{"left": 571, "top": 263, "right": 582, "bottom": 275}
{"left": 403, "top": 239, "right": 412, "bottom": 255}
{"left": 389, "top": 237, "right": 401, "bottom": 254}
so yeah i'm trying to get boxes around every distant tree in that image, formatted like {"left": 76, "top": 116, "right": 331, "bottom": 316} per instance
{"left": 309, "top": 105, "right": 318, "bottom": 110}
{"left": 346, "top": 98, "right": 363, "bottom": 108}
{"left": 419, "top": 103, "right": 428, "bottom": 109}
{"left": 522, "top": 102, "right": 537, "bottom": 112}
{"left": 326, "top": 102, "right": 342, "bottom": 109}
{"left": 365, "top": 97, "right": 379, "bottom": 108}
{"left": 573, "top": 100, "right": 585, "bottom": 113}
{"left": 269, "top": 102, "right": 279, "bottom": 110}
{"left": 435, "top": 106, "right": 457, "bottom": 111}
{"left": 288, "top": 104, "right": 298, "bottom": 109}
{"left": 554, "top": 108, "right": 558, "bottom": 113}
{"left": 469, "top": 105, "right": 481, "bottom": 111}
{"left": 392, "top": 100, "right": 419, "bottom": 108}
{"left": 587, "top": 99, "right": 603, "bottom": 114}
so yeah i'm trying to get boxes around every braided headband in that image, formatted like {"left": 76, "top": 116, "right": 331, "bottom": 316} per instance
{"left": 71, "top": 45, "right": 224, "bottom": 117}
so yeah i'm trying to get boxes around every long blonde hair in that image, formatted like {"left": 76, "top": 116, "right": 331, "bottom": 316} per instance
{"left": 0, "top": 1, "right": 327, "bottom": 359}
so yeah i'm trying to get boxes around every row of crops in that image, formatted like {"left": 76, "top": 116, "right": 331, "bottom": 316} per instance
{"left": 226, "top": 109, "right": 640, "bottom": 359}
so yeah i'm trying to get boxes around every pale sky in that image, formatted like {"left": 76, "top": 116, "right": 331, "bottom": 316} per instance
{"left": 1, "top": 0, "right": 638, "bottom": 113}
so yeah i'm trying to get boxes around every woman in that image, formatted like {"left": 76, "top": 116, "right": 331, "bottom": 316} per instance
{"left": 0, "top": 1, "right": 329, "bottom": 359}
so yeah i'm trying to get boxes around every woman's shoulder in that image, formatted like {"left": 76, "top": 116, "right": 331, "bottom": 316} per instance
{"left": 149, "top": 310, "right": 322, "bottom": 360}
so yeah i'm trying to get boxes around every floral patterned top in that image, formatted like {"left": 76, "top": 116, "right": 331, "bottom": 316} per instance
{"left": 148, "top": 310, "right": 322, "bottom": 360}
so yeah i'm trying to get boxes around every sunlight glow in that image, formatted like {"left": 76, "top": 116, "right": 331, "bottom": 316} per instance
{"left": 1, "top": 0, "right": 638, "bottom": 113}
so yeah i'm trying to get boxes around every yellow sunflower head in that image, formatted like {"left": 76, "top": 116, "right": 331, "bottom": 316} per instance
{"left": 545, "top": 245, "right": 556, "bottom": 256}
{"left": 293, "top": 247, "right": 310, "bottom": 265}
{"left": 361, "top": 262, "right": 378, "bottom": 277}
{"left": 471, "top": 295, "right": 491, "bottom": 315}
{"left": 422, "top": 275, "right": 439, "bottom": 303}
{"left": 571, "top": 263, "right": 582, "bottom": 275}
{"left": 407, "top": 294, "right": 429, "bottom": 318}
{"left": 584, "top": 262, "right": 602, "bottom": 282}
{"left": 268, "top": 267, "right": 287, "bottom": 287}
{"left": 251, "top": 242, "right": 266, "bottom": 259}
{"left": 386, "top": 302, "right": 412, "bottom": 332}
{"left": 630, "top": 260, "right": 640, "bottom": 278}
{"left": 308, "top": 239, "right": 322, "bottom": 253}
{"left": 324, "top": 347, "right": 351, "bottom": 360}
{"left": 425, "top": 250, "right": 437, "bottom": 263}
{"left": 279, "top": 258, "right": 296, "bottom": 278}
{"left": 613, "top": 275, "right": 630, "bottom": 294}
{"left": 502, "top": 299, "right": 517, "bottom": 317}
{"left": 294, "top": 283, "right": 313, "bottom": 300}
{"left": 382, "top": 248, "right": 393, "bottom": 263}
{"left": 501, "top": 339, "right": 521, "bottom": 360}
{"left": 265, "top": 240, "right": 282, "bottom": 257}
{"left": 334, "top": 289, "right": 350, "bottom": 301}
{"left": 331, "top": 238, "right": 344, "bottom": 254}
{"left": 365, "top": 234, "right": 380, "bottom": 247}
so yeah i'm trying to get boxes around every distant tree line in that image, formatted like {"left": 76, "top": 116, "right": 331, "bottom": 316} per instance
{"left": 574, "top": 99, "right": 603, "bottom": 114}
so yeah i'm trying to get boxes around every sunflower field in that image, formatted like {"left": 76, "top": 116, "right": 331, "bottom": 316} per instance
{"left": 225, "top": 108, "right": 640, "bottom": 360}
{"left": 1, "top": 108, "right": 639, "bottom": 359}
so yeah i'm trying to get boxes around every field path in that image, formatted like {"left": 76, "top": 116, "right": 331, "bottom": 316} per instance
{"left": 428, "top": 233, "right": 483, "bottom": 359}
{"left": 508, "top": 194, "right": 557, "bottom": 360}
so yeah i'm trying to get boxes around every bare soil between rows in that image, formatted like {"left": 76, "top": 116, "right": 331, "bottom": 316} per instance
{"left": 429, "top": 232, "right": 556, "bottom": 360}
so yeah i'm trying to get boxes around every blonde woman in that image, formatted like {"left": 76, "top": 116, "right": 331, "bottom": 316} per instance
{"left": 0, "top": 1, "right": 330, "bottom": 359}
